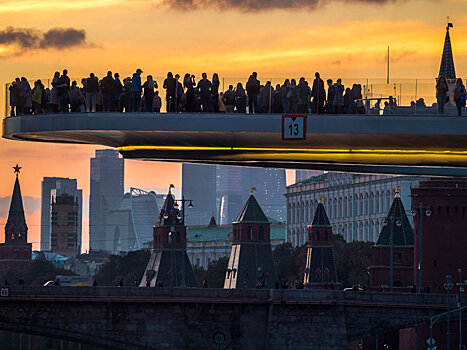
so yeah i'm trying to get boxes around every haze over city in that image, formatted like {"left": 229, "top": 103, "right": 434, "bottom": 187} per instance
{"left": 0, "top": 0, "right": 465, "bottom": 250}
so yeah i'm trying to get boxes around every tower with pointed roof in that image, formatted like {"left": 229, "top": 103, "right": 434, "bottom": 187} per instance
{"left": 439, "top": 23, "right": 456, "bottom": 80}
{"left": 438, "top": 22, "right": 457, "bottom": 107}
{"left": 303, "top": 199, "right": 339, "bottom": 288}
{"left": 0, "top": 165, "right": 32, "bottom": 272}
{"left": 224, "top": 191, "right": 277, "bottom": 289}
{"left": 140, "top": 186, "right": 198, "bottom": 287}
{"left": 369, "top": 191, "right": 414, "bottom": 289}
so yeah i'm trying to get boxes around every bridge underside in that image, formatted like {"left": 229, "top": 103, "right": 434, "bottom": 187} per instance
{"left": 4, "top": 113, "right": 467, "bottom": 176}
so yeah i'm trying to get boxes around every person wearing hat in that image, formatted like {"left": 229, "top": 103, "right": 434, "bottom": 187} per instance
{"left": 131, "top": 68, "right": 143, "bottom": 112}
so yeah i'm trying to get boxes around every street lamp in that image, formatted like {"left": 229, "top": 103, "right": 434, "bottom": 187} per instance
{"left": 168, "top": 231, "right": 174, "bottom": 288}
{"left": 173, "top": 196, "right": 194, "bottom": 225}
{"left": 411, "top": 204, "right": 431, "bottom": 292}
{"left": 382, "top": 217, "right": 402, "bottom": 292}
{"left": 456, "top": 268, "right": 465, "bottom": 350}
{"left": 172, "top": 196, "right": 194, "bottom": 288}
{"left": 444, "top": 274, "right": 454, "bottom": 350}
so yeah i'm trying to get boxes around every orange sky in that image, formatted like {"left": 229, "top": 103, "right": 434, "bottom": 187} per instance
{"left": 0, "top": 0, "right": 465, "bottom": 250}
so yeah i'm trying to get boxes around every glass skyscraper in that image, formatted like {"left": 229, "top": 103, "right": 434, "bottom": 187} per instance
{"left": 217, "top": 166, "right": 287, "bottom": 225}
{"left": 89, "top": 149, "right": 124, "bottom": 253}
{"left": 182, "top": 163, "right": 217, "bottom": 226}
{"left": 106, "top": 188, "right": 159, "bottom": 254}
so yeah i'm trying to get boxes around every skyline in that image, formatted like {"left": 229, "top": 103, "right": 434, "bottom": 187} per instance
{"left": 0, "top": 0, "right": 465, "bottom": 250}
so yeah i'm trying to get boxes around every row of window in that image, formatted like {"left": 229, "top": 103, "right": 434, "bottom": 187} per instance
{"left": 288, "top": 189, "right": 397, "bottom": 224}
{"left": 289, "top": 219, "right": 386, "bottom": 246}
{"left": 233, "top": 226, "right": 265, "bottom": 241}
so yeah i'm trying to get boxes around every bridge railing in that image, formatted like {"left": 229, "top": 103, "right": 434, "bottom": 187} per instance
{"left": 0, "top": 285, "right": 456, "bottom": 308}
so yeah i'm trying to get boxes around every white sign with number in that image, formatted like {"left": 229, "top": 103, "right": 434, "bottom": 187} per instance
{"left": 282, "top": 114, "right": 306, "bottom": 140}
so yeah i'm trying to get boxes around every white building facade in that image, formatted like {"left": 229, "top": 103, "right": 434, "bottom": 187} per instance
{"left": 285, "top": 172, "right": 424, "bottom": 246}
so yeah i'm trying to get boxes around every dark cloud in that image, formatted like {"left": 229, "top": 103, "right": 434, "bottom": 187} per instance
{"left": 40, "top": 28, "right": 86, "bottom": 49}
{"left": 160, "top": 0, "right": 392, "bottom": 11}
{"left": 0, "top": 26, "right": 89, "bottom": 52}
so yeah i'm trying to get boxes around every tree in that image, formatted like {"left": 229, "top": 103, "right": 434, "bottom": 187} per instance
{"left": 94, "top": 250, "right": 150, "bottom": 286}
{"left": 273, "top": 242, "right": 307, "bottom": 282}
{"left": 0, "top": 260, "right": 75, "bottom": 286}
{"left": 333, "top": 234, "right": 372, "bottom": 288}
{"left": 272, "top": 237, "right": 372, "bottom": 288}
{"left": 194, "top": 256, "right": 229, "bottom": 288}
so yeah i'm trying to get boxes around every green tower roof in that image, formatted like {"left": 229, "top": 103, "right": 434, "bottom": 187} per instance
{"left": 376, "top": 192, "right": 414, "bottom": 246}
{"left": 234, "top": 194, "right": 268, "bottom": 223}
{"left": 311, "top": 200, "right": 331, "bottom": 226}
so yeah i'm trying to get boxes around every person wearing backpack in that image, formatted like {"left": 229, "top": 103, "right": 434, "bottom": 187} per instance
{"left": 223, "top": 85, "right": 236, "bottom": 113}
{"left": 101, "top": 71, "right": 115, "bottom": 112}
{"left": 58, "top": 69, "right": 70, "bottom": 113}
{"left": 453, "top": 77, "right": 466, "bottom": 116}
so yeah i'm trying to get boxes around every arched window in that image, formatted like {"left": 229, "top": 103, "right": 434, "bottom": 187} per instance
{"left": 359, "top": 194, "right": 363, "bottom": 216}
{"left": 323, "top": 268, "right": 330, "bottom": 281}
{"left": 316, "top": 231, "right": 320, "bottom": 241}
{"left": 370, "top": 193, "right": 374, "bottom": 215}
{"left": 376, "top": 192, "right": 380, "bottom": 213}
{"left": 315, "top": 268, "right": 322, "bottom": 281}
{"left": 364, "top": 193, "right": 369, "bottom": 215}
{"left": 333, "top": 198, "right": 337, "bottom": 219}
{"left": 259, "top": 226, "right": 264, "bottom": 241}
{"left": 248, "top": 226, "right": 253, "bottom": 240}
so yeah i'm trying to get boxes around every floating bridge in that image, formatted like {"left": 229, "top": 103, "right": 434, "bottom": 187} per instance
{"left": 3, "top": 113, "right": 467, "bottom": 176}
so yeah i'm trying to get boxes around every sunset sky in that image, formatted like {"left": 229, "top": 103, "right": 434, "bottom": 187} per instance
{"left": 0, "top": 0, "right": 465, "bottom": 250}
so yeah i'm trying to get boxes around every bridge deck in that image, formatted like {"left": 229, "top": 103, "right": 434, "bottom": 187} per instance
{"left": 3, "top": 113, "right": 467, "bottom": 176}
{"left": 0, "top": 286, "right": 452, "bottom": 309}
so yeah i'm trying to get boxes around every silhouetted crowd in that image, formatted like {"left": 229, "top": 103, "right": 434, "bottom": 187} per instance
{"left": 8, "top": 69, "right": 372, "bottom": 116}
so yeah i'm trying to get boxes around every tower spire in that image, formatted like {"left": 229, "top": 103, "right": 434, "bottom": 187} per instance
{"left": 5, "top": 165, "right": 28, "bottom": 243}
{"left": 439, "top": 21, "right": 456, "bottom": 79}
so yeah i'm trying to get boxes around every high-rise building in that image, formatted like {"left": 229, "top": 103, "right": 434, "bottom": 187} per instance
{"left": 247, "top": 168, "right": 287, "bottom": 222}
{"left": 50, "top": 193, "right": 80, "bottom": 257}
{"left": 217, "top": 166, "right": 287, "bottom": 225}
{"left": 41, "top": 177, "right": 82, "bottom": 253}
{"left": 89, "top": 149, "right": 124, "bottom": 253}
{"left": 182, "top": 163, "right": 216, "bottom": 226}
{"left": 216, "top": 165, "right": 245, "bottom": 225}
{"left": 106, "top": 188, "right": 159, "bottom": 254}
